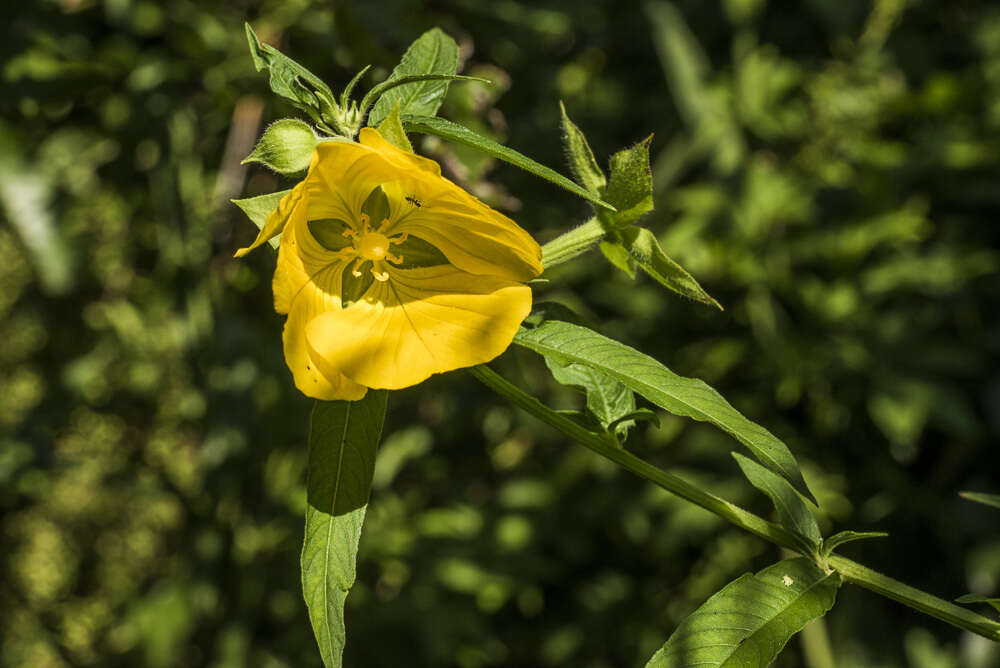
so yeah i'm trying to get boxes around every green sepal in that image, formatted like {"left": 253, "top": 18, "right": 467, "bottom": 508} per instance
{"left": 622, "top": 227, "right": 722, "bottom": 309}
{"left": 245, "top": 23, "right": 338, "bottom": 131}
{"left": 601, "top": 134, "right": 654, "bottom": 228}
{"left": 232, "top": 190, "right": 292, "bottom": 250}
{"left": 340, "top": 64, "right": 372, "bottom": 110}
{"left": 375, "top": 103, "right": 414, "bottom": 153}
{"left": 599, "top": 240, "right": 636, "bottom": 278}
{"left": 559, "top": 102, "right": 606, "bottom": 195}
{"left": 368, "top": 28, "right": 459, "bottom": 127}
{"left": 243, "top": 119, "right": 320, "bottom": 176}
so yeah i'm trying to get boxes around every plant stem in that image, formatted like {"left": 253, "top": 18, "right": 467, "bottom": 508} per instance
{"left": 828, "top": 554, "right": 1000, "bottom": 641}
{"left": 540, "top": 218, "right": 605, "bottom": 269}
{"left": 470, "top": 364, "right": 1000, "bottom": 642}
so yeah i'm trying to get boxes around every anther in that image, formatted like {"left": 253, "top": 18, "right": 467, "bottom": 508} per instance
{"left": 390, "top": 232, "right": 408, "bottom": 245}
{"left": 371, "top": 268, "right": 390, "bottom": 282}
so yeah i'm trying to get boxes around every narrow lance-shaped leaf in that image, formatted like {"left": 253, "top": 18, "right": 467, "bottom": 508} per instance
{"left": 232, "top": 190, "right": 292, "bottom": 250}
{"left": 368, "top": 28, "right": 459, "bottom": 126}
{"left": 243, "top": 119, "right": 320, "bottom": 176}
{"left": 559, "top": 102, "right": 606, "bottom": 195}
{"left": 245, "top": 24, "right": 337, "bottom": 125}
{"left": 514, "top": 319, "right": 816, "bottom": 503}
{"left": 733, "top": 452, "right": 821, "bottom": 555}
{"left": 956, "top": 594, "right": 1000, "bottom": 614}
{"left": 645, "top": 558, "right": 840, "bottom": 668}
{"left": 301, "top": 392, "right": 388, "bottom": 668}
{"left": 959, "top": 491, "right": 1000, "bottom": 511}
{"left": 402, "top": 114, "right": 617, "bottom": 212}
{"left": 622, "top": 226, "right": 721, "bottom": 309}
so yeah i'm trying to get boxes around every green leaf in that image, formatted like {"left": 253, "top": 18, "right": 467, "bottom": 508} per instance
{"left": 733, "top": 452, "right": 821, "bottom": 554}
{"left": 232, "top": 190, "right": 291, "bottom": 250}
{"left": 956, "top": 594, "right": 1000, "bottom": 614}
{"left": 821, "top": 531, "right": 888, "bottom": 558}
{"left": 602, "top": 135, "right": 654, "bottom": 227}
{"left": 301, "top": 392, "right": 388, "bottom": 668}
{"left": 622, "top": 227, "right": 722, "bottom": 309}
{"left": 402, "top": 114, "right": 616, "bottom": 211}
{"left": 243, "top": 119, "right": 320, "bottom": 175}
{"left": 363, "top": 74, "right": 489, "bottom": 123}
{"left": 599, "top": 240, "right": 636, "bottom": 278}
{"left": 645, "top": 558, "right": 840, "bottom": 668}
{"left": 514, "top": 320, "right": 816, "bottom": 504}
{"left": 959, "top": 491, "right": 1000, "bottom": 510}
{"left": 375, "top": 103, "right": 414, "bottom": 153}
{"left": 559, "top": 102, "right": 606, "bottom": 195}
{"left": 546, "top": 358, "right": 637, "bottom": 437}
{"left": 245, "top": 24, "right": 337, "bottom": 127}
{"left": 368, "top": 28, "right": 459, "bottom": 127}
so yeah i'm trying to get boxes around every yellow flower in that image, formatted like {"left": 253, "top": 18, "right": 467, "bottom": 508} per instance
{"left": 236, "top": 128, "right": 542, "bottom": 400}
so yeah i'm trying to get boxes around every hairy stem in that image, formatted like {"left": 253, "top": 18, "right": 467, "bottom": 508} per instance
{"left": 470, "top": 364, "right": 1000, "bottom": 642}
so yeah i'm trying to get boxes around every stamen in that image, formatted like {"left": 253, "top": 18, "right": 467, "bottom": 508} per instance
{"left": 350, "top": 257, "right": 365, "bottom": 278}
{"left": 386, "top": 252, "right": 403, "bottom": 265}
{"left": 342, "top": 228, "right": 356, "bottom": 239}
{"left": 375, "top": 217, "right": 392, "bottom": 233}
{"left": 360, "top": 213, "right": 372, "bottom": 234}
{"left": 371, "top": 268, "right": 390, "bottom": 282}
{"left": 389, "top": 232, "right": 408, "bottom": 245}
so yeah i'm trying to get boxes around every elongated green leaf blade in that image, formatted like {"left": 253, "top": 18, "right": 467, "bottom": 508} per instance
{"left": 368, "top": 28, "right": 459, "bottom": 127}
{"left": 232, "top": 190, "right": 291, "bottom": 250}
{"left": 623, "top": 227, "right": 721, "bottom": 308}
{"left": 959, "top": 491, "right": 1000, "bottom": 510}
{"left": 243, "top": 119, "right": 319, "bottom": 175}
{"left": 301, "top": 392, "right": 388, "bottom": 668}
{"left": 546, "top": 358, "right": 636, "bottom": 436}
{"left": 245, "top": 24, "right": 337, "bottom": 123}
{"left": 733, "top": 452, "right": 821, "bottom": 553}
{"left": 402, "top": 114, "right": 616, "bottom": 211}
{"left": 363, "top": 74, "right": 488, "bottom": 121}
{"left": 514, "top": 320, "right": 815, "bottom": 503}
{"left": 559, "top": 102, "right": 606, "bottom": 195}
{"left": 645, "top": 558, "right": 840, "bottom": 668}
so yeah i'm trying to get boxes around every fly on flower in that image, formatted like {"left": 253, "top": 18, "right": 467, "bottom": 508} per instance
{"left": 235, "top": 128, "right": 543, "bottom": 400}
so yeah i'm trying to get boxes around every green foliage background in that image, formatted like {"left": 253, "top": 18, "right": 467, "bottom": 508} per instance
{"left": 2, "top": 0, "right": 999, "bottom": 666}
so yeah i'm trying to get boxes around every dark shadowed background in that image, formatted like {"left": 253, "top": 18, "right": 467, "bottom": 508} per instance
{"left": 2, "top": 0, "right": 999, "bottom": 666}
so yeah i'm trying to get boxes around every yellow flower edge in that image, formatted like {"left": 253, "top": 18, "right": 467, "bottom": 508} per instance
{"left": 235, "top": 127, "right": 542, "bottom": 400}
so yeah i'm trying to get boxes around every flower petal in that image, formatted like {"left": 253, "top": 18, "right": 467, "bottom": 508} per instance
{"left": 272, "top": 187, "right": 350, "bottom": 315}
{"left": 380, "top": 178, "right": 542, "bottom": 282}
{"left": 281, "top": 263, "right": 368, "bottom": 401}
{"left": 305, "top": 266, "right": 532, "bottom": 389}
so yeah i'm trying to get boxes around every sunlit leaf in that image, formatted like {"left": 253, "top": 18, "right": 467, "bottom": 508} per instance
{"left": 402, "top": 114, "right": 616, "bottom": 211}
{"left": 514, "top": 320, "right": 816, "bottom": 503}
{"left": 645, "top": 558, "right": 840, "bottom": 668}
{"left": 559, "top": 102, "right": 606, "bottom": 195}
{"left": 368, "top": 28, "right": 459, "bottom": 127}
{"left": 301, "top": 392, "right": 388, "bottom": 668}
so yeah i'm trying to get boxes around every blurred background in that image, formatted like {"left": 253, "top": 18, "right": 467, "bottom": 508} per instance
{"left": 2, "top": 0, "right": 999, "bottom": 666}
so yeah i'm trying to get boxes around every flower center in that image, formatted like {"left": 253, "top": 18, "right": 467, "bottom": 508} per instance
{"left": 356, "top": 232, "right": 391, "bottom": 261}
